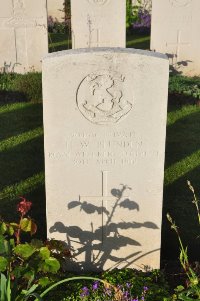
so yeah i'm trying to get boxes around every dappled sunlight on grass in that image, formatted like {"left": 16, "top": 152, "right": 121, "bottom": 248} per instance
{"left": 0, "top": 127, "right": 43, "bottom": 152}
{"left": 0, "top": 102, "right": 33, "bottom": 114}
{"left": 0, "top": 172, "right": 45, "bottom": 201}
{"left": 126, "top": 35, "right": 150, "bottom": 49}
{"left": 167, "top": 105, "right": 200, "bottom": 126}
{"left": 165, "top": 149, "right": 200, "bottom": 186}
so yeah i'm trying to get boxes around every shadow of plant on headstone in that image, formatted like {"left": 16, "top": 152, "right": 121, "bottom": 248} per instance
{"left": 166, "top": 53, "right": 192, "bottom": 75}
{"left": 49, "top": 184, "right": 159, "bottom": 271}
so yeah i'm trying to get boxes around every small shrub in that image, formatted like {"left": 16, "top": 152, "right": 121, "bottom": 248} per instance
{"left": 0, "top": 72, "right": 42, "bottom": 103}
{"left": 48, "top": 16, "right": 67, "bottom": 34}
{"left": 0, "top": 197, "right": 71, "bottom": 301}
{"left": 12, "top": 72, "right": 42, "bottom": 102}
{"left": 168, "top": 74, "right": 200, "bottom": 105}
{"left": 126, "top": 0, "right": 142, "bottom": 30}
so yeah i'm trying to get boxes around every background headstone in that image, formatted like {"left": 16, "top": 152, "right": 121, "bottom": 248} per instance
{"left": 71, "top": 0, "right": 126, "bottom": 49}
{"left": 151, "top": 0, "right": 200, "bottom": 76}
{"left": 47, "top": 0, "right": 65, "bottom": 22}
{"left": 43, "top": 48, "right": 169, "bottom": 271}
{"left": 0, "top": 0, "right": 48, "bottom": 73}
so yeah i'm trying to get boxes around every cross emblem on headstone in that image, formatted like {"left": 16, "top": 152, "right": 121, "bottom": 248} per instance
{"left": 166, "top": 30, "right": 190, "bottom": 65}
{"left": 79, "top": 171, "right": 117, "bottom": 207}
{"left": 87, "top": 15, "right": 100, "bottom": 47}
{"left": 79, "top": 171, "right": 131, "bottom": 240}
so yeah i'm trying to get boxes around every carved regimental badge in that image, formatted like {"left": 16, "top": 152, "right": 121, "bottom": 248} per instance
{"left": 87, "top": 0, "right": 109, "bottom": 5}
{"left": 169, "top": 0, "right": 192, "bottom": 7}
{"left": 76, "top": 71, "right": 133, "bottom": 125}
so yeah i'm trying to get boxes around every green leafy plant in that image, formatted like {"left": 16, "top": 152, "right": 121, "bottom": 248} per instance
{"left": 169, "top": 75, "right": 200, "bottom": 102}
{"left": 167, "top": 181, "right": 200, "bottom": 300}
{"left": 126, "top": 0, "right": 142, "bottom": 29}
{"left": 0, "top": 197, "right": 70, "bottom": 301}
{"left": 11, "top": 73, "right": 42, "bottom": 103}
{"left": 0, "top": 72, "right": 42, "bottom": 103}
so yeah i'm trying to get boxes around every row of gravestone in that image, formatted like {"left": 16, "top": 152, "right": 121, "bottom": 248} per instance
{"left": 0, "top": 0, "right": 199, "bottom": 76}
{"left": 0, "top": 0, "right": 193, "bottom": 272}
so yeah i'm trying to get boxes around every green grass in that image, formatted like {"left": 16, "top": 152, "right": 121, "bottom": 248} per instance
{"left": 126, "top": 32, "right": 150, "bottom": 49}
{"left": 48, "top": 31, "right": 150, "bottom": 52}
{"left": 49, "top": 33, "right": 71, "bottom": 52}
{"left": 162, "top": 104, "right": 200, "bottom": 260}
{"left": 0, "top": 102, "right": 46, "bottom": 237}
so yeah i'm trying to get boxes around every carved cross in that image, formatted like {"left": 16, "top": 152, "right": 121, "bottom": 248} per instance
{"left": 166, "top": 30, "right": 190, "bottom": 65}
{"left": 79, "top": 171, "right": 130, "bottom": 240}
{"left": 0, "top": 0, "right": 45, "bottom": 70}
{"left": 79, "top": 171, "right": 116, "bottom": 207}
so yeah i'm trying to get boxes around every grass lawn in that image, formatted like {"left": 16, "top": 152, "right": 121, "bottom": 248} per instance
{"left": 0, "top": 32, "right": 199, "bottom": 263}
{"left": 48, "top": 31, "right": 150, "bottom": 52}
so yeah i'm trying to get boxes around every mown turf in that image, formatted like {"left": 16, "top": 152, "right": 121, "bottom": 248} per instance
{"left": 0, "top": 102, "right": 46, "bottom": 237}
{"left": 162, "top": 104, "right": 200, "bottom": 260}
{"left": 48, "top": 31, "right": 150, "bottom": 52}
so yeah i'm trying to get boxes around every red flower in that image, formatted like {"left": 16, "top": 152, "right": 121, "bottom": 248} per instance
{"left": 17, "top": 197, "right": 32, "bottom": 216}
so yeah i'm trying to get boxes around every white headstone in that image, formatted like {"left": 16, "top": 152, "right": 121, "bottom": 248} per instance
{"left": 71, "top": 0, "right": 126, "bottom": 49}
{"left": 43, "top": 48, "right": 169, "bottom": 271}
{"left": 0, "top": 0, "right": 48, "bottom": 73}
{"left": 151, "top": 0, "right": 200, "bottom": 76}
{"left": 47, "top": 0, "right": 65, "bottom": 22}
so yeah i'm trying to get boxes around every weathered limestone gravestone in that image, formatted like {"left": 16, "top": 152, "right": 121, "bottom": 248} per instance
{"left": 0, "top": 0, "right": 48, "bottom": 73}
{"left": 43, "top": 48, "right": 169, "bottom": 271}
{"left": 71, "top": 0, "right": 126, "bottom": 49}
{"left": 151, "top": 0, "right": 200, "bottom": 76}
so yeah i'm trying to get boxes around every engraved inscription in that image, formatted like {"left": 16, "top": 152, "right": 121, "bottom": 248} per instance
{"left": 169, "top": 0, "right": 192, "bottom": 7}
{"left": 48, "top": 130, "right": 161, "bottom": 167}
{"left": 76, "top": 71, "right": 133, "bottom": 125}
{"left": 87, "top": 0, "right": 109, "bottom": 5}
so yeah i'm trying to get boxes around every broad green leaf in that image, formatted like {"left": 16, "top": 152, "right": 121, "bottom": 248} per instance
{"left": 39, "top": 247, "right": 50, "bottom": 260}
{"left": 0, "top": 257, "right": 8, "bottom": 272}
{"left": 14, "top": 244, "right": 36, "bottom": 259}
{"left": 39, "top": 257, "right": 60, "bottom": 273}
{"left": 20, "top": 218, "right": 37, "bottom": 235}
{"left": 0, "top": 223, "right": 7, "bottom": 235}
{"left": 0, "top": 236, "right": 6, "bottom": 254}
{"left": 8, "top": 226, "right": 14, "bottom": 236}
{"left": 12, "top": 266, "right": 26, "bottom": 278}
{"left": 38, "top": 277, "right": 51, "bottom": 288}
{"left": 10, "top": 223, "right": 18, "bottom": 228}
{"left": 1, "top": 273, "right": 7, "bottom": 301}
{"left": 23, "top": 269, "right": 35, "bottom": 281}
{"left": 9, "top": 239, "right": 15, "bottom": 249}
{"left": 175, "top": 285, "right": 185, "bottom": 292}
{"left": 0, "top": 238, "right": 10, "bottom": 256}
{"left": 30, "top": 239, "right": 43, "bottom": 249}
{"left": 20, "top": 218, "right": 32, "bottom": 232}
